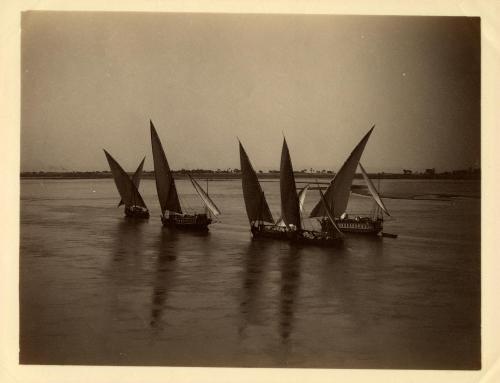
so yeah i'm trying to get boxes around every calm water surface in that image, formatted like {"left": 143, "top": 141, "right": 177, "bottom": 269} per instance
{"left": 20, "top": 178, "right": 480, "bottom": 368}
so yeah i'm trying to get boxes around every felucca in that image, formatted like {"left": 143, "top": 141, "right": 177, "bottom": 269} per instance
{"left": 310, "top": 126, "right": 390, "bottom": 235}
{"left": 150, "top": 120, "right": 221, "bottom": 231}
{"left": 103, "top": 150, "right": 150, "bottom": 219}
{"left": 238, "top": 140, "right": 285, "bottom": 239}
{"left": 238, "top": 138, "right": 342, "bottom": 246}
{"left": 280, "top": 137, "right": 343, "bottom": 246}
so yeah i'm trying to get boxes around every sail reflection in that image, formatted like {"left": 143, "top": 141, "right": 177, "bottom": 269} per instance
{"left": 150, "top": 231, "right": 179, "bottom": 328}
{"left": 238, "top": 240, "right": 272, "bottom": 336}
{"left": 279, "top": 246, "right": 302, "bottom": 343}
{"left": 105, "top": 219, "right": 148, "bottom": 330}
{"left": 316, "top": 237, "right": 385, "bottom": 328}
{"left": 111, "top": 219, "right": 147, "bottom": 266}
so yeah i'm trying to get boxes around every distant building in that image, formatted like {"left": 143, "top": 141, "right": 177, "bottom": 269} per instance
{"left": 403, "top": 169, "right": 412, "bottom": 175}
{"left": 425, "top": 168, "right": 435, "bottom": 175}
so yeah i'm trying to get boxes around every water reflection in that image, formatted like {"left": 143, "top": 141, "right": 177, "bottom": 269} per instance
{"left": 103, "top": 220, "right": 149, "bottom": 336}
{"left": 279, "top": 245, "right": 302, "bottom": 343}
{"left": 109, "top": 220, "right": 148, "bottom": 284}
{"left": 112, "top": 219, "right": 147, "bottom": 261}
{"left": 317, "top": 236, "right": 386, "bottom": 332}
{"left": 238, "top": 240, "right": 272, "bottom": 336}
{"left": 150, "top": 230, "right": 179, "bottom": 328}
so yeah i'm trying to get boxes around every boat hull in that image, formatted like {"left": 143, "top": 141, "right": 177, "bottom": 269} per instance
{"left": 124, "top": 206, "right": 150, "bottom": 219}
{"left": 290, "top": 230, "right": 343, "bottom": 247}
{"left": 250, "top": 225, "right": 342, "bottom": 247}
{"left": 250, "top": 225, "right": 290, "bottom": 241}
{"left": 162, "top": 213, "right": 212, "bottom": 231}
{"left": 321, "top": 217, "right": 383, "bottom": 235}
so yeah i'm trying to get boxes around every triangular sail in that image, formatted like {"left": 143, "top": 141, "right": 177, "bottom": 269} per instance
{"left": 104, "top": 150, "right": 148, "bottom": 209}
{"left": 276, "top": 218, "right": 286, "bottom": 227}
{"left": 150, "top": 120, "right": 182, "bottom": 215}
{"left": 118, "top": 157, "right": 145, "bottom": 207}
{"left": 359, "top": 162, "right": 390, "bottom": 216}
{"left": 131, "top": 157, "right": 145, "bottom": 190}
{"left": 280, "top": 138, "right": 301, "bottom": 229}
{"left": 319, "top": 187, "right": 343, "bottom": 236}
{"left": 239, "top": 141, "right": 274, "bottom": 223}
{"left": 188, "top": 175, "right": 221, "bottom": 217}
{"left": 298, "top": 184, "right": 309, "bottom": 211}
{"left": 276, "top": 184, "right": 309, "bottom": 226}
{"left": 310, "top": 126, "right": 375, "bottom": 218}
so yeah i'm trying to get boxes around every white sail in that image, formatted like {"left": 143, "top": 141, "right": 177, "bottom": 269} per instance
{"left": 188, "top": 175, "right": 221, "bottom": 217}
{"left": 319, "top": 187, "right": 343, "bottom": 236}
{"left": 275, "top": 218, "right": 286, "bottom": 227}
{"left": 310, "top": 126, "right": 374, "bottom": 218}
{"left": 359, "top": 162, "right": 390, "bottom": 216}
{"left": 298, "top": 184, "right": 309, "bottom": 211}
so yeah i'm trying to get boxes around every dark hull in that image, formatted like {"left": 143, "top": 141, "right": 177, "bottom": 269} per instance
{"left": 382, "top": 232, "right": 398, "bottom": 238}
{"left": 161, "top": 214, "right": 212, "bottom": 231}
{"left": 250, "top": 225, "right": 343, "bottom": 247}
{"left": 125, "top": 207, "right": 150, "bottom": 219}
{"left": 251, "top": 225, "right": 290, "bottom": 241}
{"left": 321, "top": 217, "right": 383, "bottom": 235}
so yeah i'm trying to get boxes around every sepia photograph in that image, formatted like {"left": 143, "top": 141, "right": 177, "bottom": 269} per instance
{"left": 3, "top": 1, "right": 498, "bottom": 382}
{"left": 18, "top": 10, "right": 482, "bottom": 370}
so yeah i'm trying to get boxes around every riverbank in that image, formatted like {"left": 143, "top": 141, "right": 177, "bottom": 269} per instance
{"left": 20, "top": 170, "right": 480, "bottom": 181}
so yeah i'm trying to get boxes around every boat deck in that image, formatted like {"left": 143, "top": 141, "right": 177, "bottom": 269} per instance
{"left": 321, "top": 217, "right": 383, "bottom": 235}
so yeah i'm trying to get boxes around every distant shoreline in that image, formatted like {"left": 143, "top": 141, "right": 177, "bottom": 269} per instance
{"left": 20, "top": 171, "right": 480, "bottom": 181}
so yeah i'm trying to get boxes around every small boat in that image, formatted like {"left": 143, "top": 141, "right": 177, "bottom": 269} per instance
{"left": 331, "top": 162, "right": 390, "bottom": 235}
{"left": 310, "top": 125, "right": 390, "bottom": 236}
{"left": 103, "top": 150, "right": 150, "bottom": 219}
{"left": 117, "top": 157, "right": 145, "bottom": 208}
{"left": 239, "top": 137, "right": 342, "bottom": 246}
{"left": 239, "top": 140, "right": 286, "bottom": 239}
{"left": 150, "top": 120, "right": 221, "bottom": 231}
{"left": 280, "top": 137, "right": 343, "bottom": 247}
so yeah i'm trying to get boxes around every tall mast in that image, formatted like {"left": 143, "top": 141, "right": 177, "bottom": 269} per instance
{"left": 206, "top": 178, "right": 209, "bottom": 216}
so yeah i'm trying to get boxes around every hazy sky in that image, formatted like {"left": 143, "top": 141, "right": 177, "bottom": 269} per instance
{"left": 21, "top": 12, "right": 480, "bottom": 173}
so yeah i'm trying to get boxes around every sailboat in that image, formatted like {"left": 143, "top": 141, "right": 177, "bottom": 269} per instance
{"left": 239, "top": 140, "right": 287, "bottom": 239}
{"left": 275, "top": 185, "right": 309, "bottom": 227}
{"left": 335, "top": 162, "right": 390, "bottom": 234}
{"left": 310, "top": 125, "right": 389, "bottom": 235}
{"left": 150, "top": 120, "right": 221, "bottom": 231}
{"left": 103, "top": 150, "right": 150, "bottom": 219}
{"left": 118, "top": 157, "right": 145, "bottom": 207}
{"left": 280, "top": 137, "right": 343, "bottom": 246}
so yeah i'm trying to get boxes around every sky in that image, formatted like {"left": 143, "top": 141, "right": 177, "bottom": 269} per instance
{"left": 21, "top": 12, "right": 480, "bottom": 173}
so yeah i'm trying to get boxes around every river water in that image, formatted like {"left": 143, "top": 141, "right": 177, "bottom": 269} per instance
{"left": 19, "top": 178, "right": 480, "bottom": 369}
